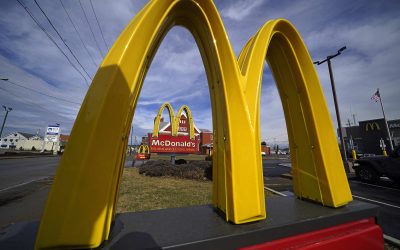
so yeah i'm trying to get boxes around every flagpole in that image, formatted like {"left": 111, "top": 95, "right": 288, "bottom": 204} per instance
{"left": 377, "top": 88, "right": 394, "bottom": 151}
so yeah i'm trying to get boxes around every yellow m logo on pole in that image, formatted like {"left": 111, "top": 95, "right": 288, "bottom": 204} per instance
{"left": 137, "top": 144, "right": 150, "bottom": 154}
{"left": 36, "top": 0, "right": 352, "bottom": 248}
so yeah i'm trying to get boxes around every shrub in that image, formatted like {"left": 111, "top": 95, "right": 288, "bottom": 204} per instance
{"left": 31, "top": 146, "right": 36, "bottom": 151}
{"left": 138, "top": 160, "right": 212, "bottom": 180}
{"left": 175, "top": 159, "right": 187, "bottom": 165}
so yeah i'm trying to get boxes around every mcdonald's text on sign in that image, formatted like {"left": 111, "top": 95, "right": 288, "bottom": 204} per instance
{"left": 149, "top": 133, "right": 200, "bottom": 154}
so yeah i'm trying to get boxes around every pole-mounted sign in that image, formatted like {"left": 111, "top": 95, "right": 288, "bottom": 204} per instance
{"left": 150, "top": 103, "right": 200, "bottom": 154}
{"left": 44, "top": 124, "right": 60, "bottom": 142}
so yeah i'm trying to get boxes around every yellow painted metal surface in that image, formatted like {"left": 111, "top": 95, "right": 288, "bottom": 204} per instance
{"left": 35, "top": 0, "right": 352, "bottom": 248}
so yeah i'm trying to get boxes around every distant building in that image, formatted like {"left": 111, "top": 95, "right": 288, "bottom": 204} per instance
{"left": 0, "top": 131, "right": 70, "bottom": 152}
{"left": 200, "top": 129, "right": 213, "bottom": 155}
{"left": 0, "top": 132, "right": 38, "bottom": 149}
{"left": 342, "top": 118, "right": 399, "bottom": 155}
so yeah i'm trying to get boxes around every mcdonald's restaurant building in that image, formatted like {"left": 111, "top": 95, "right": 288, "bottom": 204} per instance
{"left": 343, "top": 118, "right": 400, "bottom": 155}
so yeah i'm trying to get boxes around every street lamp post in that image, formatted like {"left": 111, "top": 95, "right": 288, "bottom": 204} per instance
{"left": 314, "top": 46, "right": 349, "bottom": 169}
{"left": 0, "top": 105, "right": 13, "bottom": 138}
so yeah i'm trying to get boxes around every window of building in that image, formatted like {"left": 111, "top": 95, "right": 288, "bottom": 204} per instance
{"left": 10, "top": 139, "right": 13, "bottom": 142}
{"left": 4, "top": 139, "right": 7, "bottom": 142}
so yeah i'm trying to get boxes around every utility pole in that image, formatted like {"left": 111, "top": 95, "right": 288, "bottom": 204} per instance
{"left": 378, "top": 89, "right": 394, "bottom": 151}
{"left": 314, "top": 46, "right": 349, "bottom": 170}
{"left": 352, "top": 114, "right": 357, "bottom": 126}
{"left": 0, "top": 105, "right": 13, "bottom": 138}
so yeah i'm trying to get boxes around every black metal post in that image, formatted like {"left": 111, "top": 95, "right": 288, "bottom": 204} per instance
{"left": 0, "top": 106, "right": 12, "bottom": 138}
{"left": 327, "top": 59, "right": 348, "bottom": 163}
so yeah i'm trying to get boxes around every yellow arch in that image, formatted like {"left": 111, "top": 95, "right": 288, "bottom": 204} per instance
{"left": 36, "top": 0, "right": 352, "bottom": 248}
{"left": 153, "top": 102, "right": 175, "bottom": 137}
{"left": 238, "top": 20, "right": 352, "bottom": 207}
{"left": 174, "top": 105, "right": 195, "bottom": 139}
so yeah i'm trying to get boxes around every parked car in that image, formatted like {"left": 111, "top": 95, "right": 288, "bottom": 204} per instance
{"left": 353, "top": 146, "right": 400, "bottom": 183}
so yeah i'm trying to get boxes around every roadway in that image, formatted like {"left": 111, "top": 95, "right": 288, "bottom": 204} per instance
{"left": 262, "top": 159, "right": 400, "bottom": 240}
{"left": 0, "top": 156, "right": 60, "bottom": 191}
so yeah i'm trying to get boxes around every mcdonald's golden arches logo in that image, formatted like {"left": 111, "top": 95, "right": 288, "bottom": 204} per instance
{"left": 153, "top": 102, "right": 195, "bottom": 140}
{"left": 365, "top": 122, "right": 381, "bottom": 131}
{"left": 137, "top": 144, "right": 150, "bottom": 154}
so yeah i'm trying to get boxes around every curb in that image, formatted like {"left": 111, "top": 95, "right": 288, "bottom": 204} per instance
{"left": 0, "top": 154, "right": 57, "bottom": 160}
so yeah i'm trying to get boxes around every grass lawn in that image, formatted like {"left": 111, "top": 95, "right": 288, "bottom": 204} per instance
{"left": 116, "top": 167, "right": 212, "bottom": 213}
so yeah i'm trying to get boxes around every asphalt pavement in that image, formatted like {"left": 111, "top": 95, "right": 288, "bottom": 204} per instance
{"left": 262, "top": 160, "right": 400, "bottom": 240}
{"left": 0, "top": 156, "right": 60, "bottom": 191}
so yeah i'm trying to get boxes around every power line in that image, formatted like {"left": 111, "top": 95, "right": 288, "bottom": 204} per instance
{"left": 1, "top": 79, "right": 81, "bottom": 105}
{"left": 0, "top": 86, "right": 56, "bottom": 114}
{"left": 79, "top": 0, "right": 104, "bottom": 58}
{"left": 59, "top": 0, "right": 98, "bottom": 68}
{"left": 34, "top": 0, "right": 92, "bottom": 84}
{"left": 89, "top": 0, "right": 109, "bottom": 51}
{"left": 16, "top": 0, "right": 90, "bottom": 87}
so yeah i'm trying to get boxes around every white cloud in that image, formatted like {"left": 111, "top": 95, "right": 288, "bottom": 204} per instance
{"left": 221, "top": 0, "right": 265, "bottom": 21}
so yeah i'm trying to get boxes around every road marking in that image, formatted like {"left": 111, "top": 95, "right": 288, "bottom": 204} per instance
{"left": 352, "top": 195, "right": 400, "bottom": 209}
{"left": 264, "top": 186, "right": 287, "bottom": 197}
{"left": 0, "top": 177, "right": 48, "bottom": 193}
{"left": 350, "top": 180, "right": 400, "bottom": 192}
{"left": 278, "top": 163, "right": 291, "bottom": 168}
{"left": 384, "top": 234, "right": 400, "bottom": 247}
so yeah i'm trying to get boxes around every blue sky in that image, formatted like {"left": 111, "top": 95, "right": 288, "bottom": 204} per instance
{"left": 0, "top": 0, "right": 399, "bottom": 145}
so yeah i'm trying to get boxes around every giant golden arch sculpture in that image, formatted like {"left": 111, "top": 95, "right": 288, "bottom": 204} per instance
{"left": 36, "top": 0, "right": 352, "bottom": 248}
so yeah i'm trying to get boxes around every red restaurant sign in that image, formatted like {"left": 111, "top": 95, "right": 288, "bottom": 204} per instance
{"left": 149, "top": 133, "right": 200, "bottom": 154}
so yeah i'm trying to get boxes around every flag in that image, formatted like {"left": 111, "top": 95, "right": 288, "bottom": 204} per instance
{"left": 371, "top": 89, "right": 380, "bottom": 102}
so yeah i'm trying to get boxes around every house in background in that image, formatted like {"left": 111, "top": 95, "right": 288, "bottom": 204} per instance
{"left": 0, "top": 131, "right": 70, "bottom": 152}
{"left": 0, "top": 132, "right": 39, "bottom": 149}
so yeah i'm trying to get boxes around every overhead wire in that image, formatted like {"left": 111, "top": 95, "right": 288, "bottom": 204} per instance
{"left": 89, "top": 0, "right": 109, "bottom": 51}
{"left": 59, "top": 0, "right": 98, "bottom": 68}
{"left": 78, "top": 0, "right": 104, "bottom": 58}
{"left": 0, "top": 86, "right": 62, "bottom": 115}
{"left": 15, "top": 0, "right": 90, "bottom": 87}
{"left": 1, "top": 79, "right": 81, "bottom": 105}
{"left": 33, "top": 0, "right": 92, "bottom": 84}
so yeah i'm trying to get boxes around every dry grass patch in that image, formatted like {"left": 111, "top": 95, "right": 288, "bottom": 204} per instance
{"left": 117, "top": 167, "right": 212, "bottom": 213}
